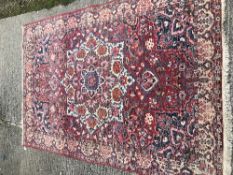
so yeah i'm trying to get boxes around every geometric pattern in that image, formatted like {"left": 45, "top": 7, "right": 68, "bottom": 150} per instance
{"left": 23, "top": 0, "right": 223, "bottom": 174}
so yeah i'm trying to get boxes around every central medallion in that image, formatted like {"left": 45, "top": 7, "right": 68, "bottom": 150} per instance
{"left": 81, "top": 65, "right": 104, "bottom": 97}
{"left": 61, "top": 33, "right": 135, "bottom": 133}
{"left": 84, "top": 71, "right": 99, "bottom": 90}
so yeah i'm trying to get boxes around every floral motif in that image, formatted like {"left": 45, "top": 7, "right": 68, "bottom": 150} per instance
{"left": 145, "top": 113, "right": 154, "bottom": 125}
{"left": 145, "top": 38, "right": 155, "bottom": 50}
{"left": 136, "top": 0, "right": 154, "bottom": 15}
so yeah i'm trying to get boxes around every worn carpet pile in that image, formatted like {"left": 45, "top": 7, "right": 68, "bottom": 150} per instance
{"left": 23, "top": 0, "right": 230, "bottom": 174}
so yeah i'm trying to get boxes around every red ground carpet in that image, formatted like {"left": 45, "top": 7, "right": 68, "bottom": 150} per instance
{"left": 23, "top": 0, "right": 224, "bottom": 174}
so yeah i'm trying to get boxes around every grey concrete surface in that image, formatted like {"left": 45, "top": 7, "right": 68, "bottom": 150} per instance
{"left": 0, "top": 0, "right": 232, "bottom": 174}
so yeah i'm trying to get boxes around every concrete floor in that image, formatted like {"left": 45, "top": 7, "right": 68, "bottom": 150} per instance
{"left": 0, "top": 0, "right": 232, "bottom": 174}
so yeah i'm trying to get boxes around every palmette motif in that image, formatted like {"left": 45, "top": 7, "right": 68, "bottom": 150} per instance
{"left": 23, "top": 0, "right": 223, "bottom": 174}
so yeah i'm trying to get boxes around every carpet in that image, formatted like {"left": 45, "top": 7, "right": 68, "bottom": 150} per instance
{"left": 22, "top": 0, "right": 227, "bottom": 174}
